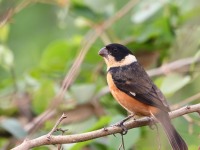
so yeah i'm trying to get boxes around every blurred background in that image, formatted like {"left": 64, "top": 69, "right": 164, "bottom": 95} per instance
{"left": 0, "top": 0, "right": 200, "bottom": 149}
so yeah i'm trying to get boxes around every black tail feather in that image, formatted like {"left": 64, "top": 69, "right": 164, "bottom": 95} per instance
{"left": 156, "top": 112, "right": 188, "bottom": 150}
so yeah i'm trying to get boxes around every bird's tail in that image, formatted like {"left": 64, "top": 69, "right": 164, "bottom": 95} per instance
{"left": 156, "top": 112, "right": 188, "bottom": 150}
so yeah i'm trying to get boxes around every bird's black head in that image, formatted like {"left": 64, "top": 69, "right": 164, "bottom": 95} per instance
{"left": 106, "top": 43, "right": 133, "bottom": 61}
{"left": 99, "top": 43, "right": 133, "bottom": 61}
{"left": 98, "top": 43, "right": 136, "bottom": 69}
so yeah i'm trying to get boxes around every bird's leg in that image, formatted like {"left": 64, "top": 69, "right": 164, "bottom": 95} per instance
{"left": 117, "top": 114, "right": 135, "bottom": 126}
{"left": 115, "top": 114, "right": 135, "bottom": 135}
{"left": 103, "top": 114, "right": 135, "bottom": 135}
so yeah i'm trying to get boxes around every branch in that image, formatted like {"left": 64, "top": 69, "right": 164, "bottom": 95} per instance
{"left": 172, "top": 92, "right": 200, "bottom": 109}
{"left": 12, "top": 104, "right": 200, "bottom": 150}
{"left": 147, "top": 57, "right": 200, "bottom": 77}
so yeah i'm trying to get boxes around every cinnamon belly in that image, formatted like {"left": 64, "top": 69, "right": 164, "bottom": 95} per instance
{"left": 107, "top": 72, "right": 158, "bottom": 116}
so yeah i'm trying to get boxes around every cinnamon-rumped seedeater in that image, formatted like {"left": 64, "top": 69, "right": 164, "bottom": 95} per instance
{"left": 98, "top": 43, "right": 188, "bottom": 150}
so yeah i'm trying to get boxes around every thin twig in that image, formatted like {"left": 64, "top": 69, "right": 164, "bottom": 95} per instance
{"left": 147, "top": 57, "right": 200, "bottom": 77}
{"left": 172, "top": 92, "right": 200, "bottom": 109}
{"left": 14, "top": 0, "right": 33, "bottom": 13}
{"left": 12, "top": 104, "right": 200, "bottom": 150}
{"left": 55, "top": 128, "right": 68, "bottom": 135}
{"left": 47, "top": 113, "right": 67, "bottom": 140}
{"left": 25, "top": 109, "right": 56, "bottom": 134}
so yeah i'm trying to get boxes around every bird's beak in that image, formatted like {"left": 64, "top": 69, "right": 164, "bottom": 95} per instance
{"left": 98, "top": 47, "right": 108, "bottom": 57}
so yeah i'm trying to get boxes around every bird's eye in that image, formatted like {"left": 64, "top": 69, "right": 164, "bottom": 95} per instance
{"left": 113, "top": 48, "right": 118, "bottom": 53}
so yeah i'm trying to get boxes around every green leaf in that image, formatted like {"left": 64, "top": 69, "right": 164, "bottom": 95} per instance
{"left": 160, "top": 73, "right": 191, "bottom": 96}
{"left": 0, "top": 137, "right": 7, "bottom": 148}
{"left": 70, "top": 84, "right": 96, "bottom": 103}
{"left": 83, "top": 0, "right": 114, "bottom": 14}
{"left": 32, "top": 79, "right": 55, "bottom": 114}
{"left": 132, "top": 0, "right": 166, "bottom": 24}
{"left": 0, "top": 118, "right": 27, "bottom": 139}
{"left": 0, "top": 45, "right": 14, "bottom": 71}
{"left": 173, "top": 117, "right": 199, "bottom": 149}
{"left": 39, "top": 39, "right": 79, "bottom": 73}
{"left": 32, "top": 146, "right": 49, "bottom": 150}
{"left": 0, "top": 24, "right": 10, "bottom": 42}
{"left": 87, "top": 116, "right": 111, "bottom": 131}
{"left": 69, "top": 140, "right": 93, "bottom": 150}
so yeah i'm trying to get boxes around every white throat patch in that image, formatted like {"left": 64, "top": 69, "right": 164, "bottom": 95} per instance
{"left": 105, "top": 54, "right": 137, "bottom": 70}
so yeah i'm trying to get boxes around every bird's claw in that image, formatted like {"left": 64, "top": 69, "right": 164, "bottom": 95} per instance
{"left": 115, "top": 122, "right": 128, "bottom": 135}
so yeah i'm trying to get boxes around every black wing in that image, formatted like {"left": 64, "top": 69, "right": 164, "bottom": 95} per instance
{"left": 109, "top": 62, "right": 170, "bottom": 112}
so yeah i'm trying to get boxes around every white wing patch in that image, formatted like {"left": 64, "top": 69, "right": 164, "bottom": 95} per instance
{"left": 130, "top": 92, "right": 136, "bottom": 96}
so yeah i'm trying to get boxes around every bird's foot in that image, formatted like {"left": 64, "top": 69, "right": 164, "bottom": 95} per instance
{"left": 104, "top": 114, "right": 135, "bottom": 135}
{"left": 114, "top": 121, "right": 128, "bottom": 135}
{"left": 114, "top": 114, "right": 135, "bottom": 135}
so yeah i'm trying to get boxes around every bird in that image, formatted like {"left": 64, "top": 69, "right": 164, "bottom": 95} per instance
{"left": 98, "top": 43, "right": 188, "bottom": 150}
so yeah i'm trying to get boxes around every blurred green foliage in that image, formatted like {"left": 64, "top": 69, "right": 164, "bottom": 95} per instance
{"left": 0, "top": 0, "right": 200, "bottom": 149}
